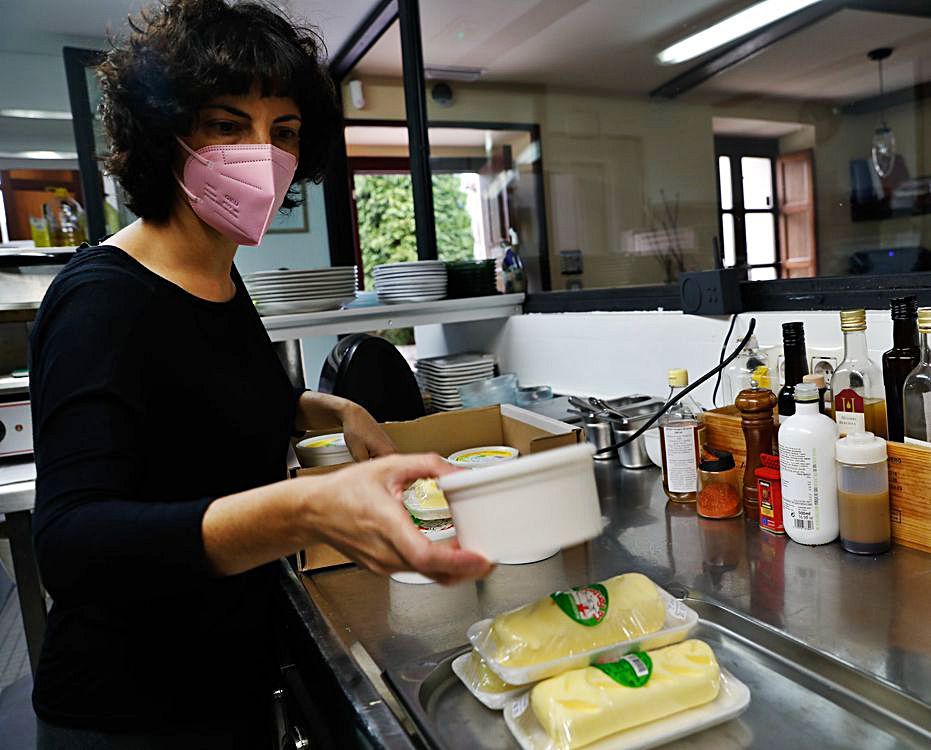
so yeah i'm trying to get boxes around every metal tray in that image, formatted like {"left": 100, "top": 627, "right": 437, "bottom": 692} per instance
{"left": 384, "top": 594, "right": 931, "bottom": 750}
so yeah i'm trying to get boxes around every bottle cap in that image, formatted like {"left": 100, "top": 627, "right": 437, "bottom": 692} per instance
{"left": 668, "top": 368, "right": 689, "bottom": 387}
{"left": 840, "top": 309, "right": 867, "bottom": 332}
{"left": 781, "top": 321, "right": 805, "bottom": 345}
{"left": 890, "top": 296, "right": 918, "bottom": 321}
{"left": 699, "top": 448, "right": 735, "bottom": 473}
{"left": 836, "top": 432, "right": 887, "bottom": 464}
{"left": 802, "top": 373, "right": 825, "bottom": 388}
{"left": 793, "top": 382, "right": 819, "bottom": 402}
{"left": 919, "top": 307, "right": 931, "bottom": 334}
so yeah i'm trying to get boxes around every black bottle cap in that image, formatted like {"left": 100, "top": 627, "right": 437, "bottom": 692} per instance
{"left": 782, "top": 321, "right": 805, "bottom": 346}
{"left": 700, "top": 448, "right": 736, "bottom": 472}
{"left": 890, "top": 296, "right": 918, "bottom": 320}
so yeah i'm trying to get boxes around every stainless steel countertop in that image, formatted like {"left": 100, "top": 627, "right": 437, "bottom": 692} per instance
{"left": 297, "top": 461, "right": 931, "bottom": 745}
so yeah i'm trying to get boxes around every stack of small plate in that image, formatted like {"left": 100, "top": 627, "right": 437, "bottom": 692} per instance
{"left": 244, "top": 267, "right": 357, "bottom": 315}
{"left": 416, "top": 353, "right": 497, "bottom": 411}
{"left": 374, "top": 261, "right": 447, "bottom": 304}
{"left": 294, "top": 433, "right": 353, "bottom": 467}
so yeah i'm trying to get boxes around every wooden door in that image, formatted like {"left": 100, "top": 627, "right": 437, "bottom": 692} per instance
{"left": 775, "top": 150, "right": 816, "bottom": 278}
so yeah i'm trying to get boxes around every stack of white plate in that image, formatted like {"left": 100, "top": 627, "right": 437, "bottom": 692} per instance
{"left": 244, "top": 267, "right": 357, "bottom": 315}
{"left": 374, "top": 261, "right": 447, "bottom": 304}
{"left": 294, "top": 433, "right": 353, "bottom": 467}
{"left": 416, "top": 353, "right": 497, "bottom": 411}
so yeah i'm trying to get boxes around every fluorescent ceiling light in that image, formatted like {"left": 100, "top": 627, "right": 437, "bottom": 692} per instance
{"left": 424, "top": 65, "right": 486, "bottom": 82}
{"left": 0, "top": 150, "right": 78, "bottom": 160}
{"left": 657, "top": 0, "right": 824, "bottom": 65}
{"left": 0, "top": 108, "right": 73, "bottom": 120}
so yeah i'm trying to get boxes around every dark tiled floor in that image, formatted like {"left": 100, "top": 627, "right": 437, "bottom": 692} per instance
{"left": 0, "top": 564, "right": 36, "bottom": 749}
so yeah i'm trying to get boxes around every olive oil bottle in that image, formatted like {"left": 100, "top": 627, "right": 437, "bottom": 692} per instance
{"left": 832, "top": 309, "right": 887, "bottom": 438}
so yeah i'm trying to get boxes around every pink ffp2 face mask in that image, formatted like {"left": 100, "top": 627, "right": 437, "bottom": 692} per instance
{"left": 174, "top": 137, "right": 298, "bottom": 246}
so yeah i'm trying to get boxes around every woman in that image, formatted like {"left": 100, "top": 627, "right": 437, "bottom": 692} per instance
{"left": 29, "top": 1, "right": 490, "bottom": 747}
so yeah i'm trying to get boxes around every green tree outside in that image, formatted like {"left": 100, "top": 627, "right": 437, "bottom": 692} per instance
{"left": 354, "top": 173, "right": 475, "bottom": 290}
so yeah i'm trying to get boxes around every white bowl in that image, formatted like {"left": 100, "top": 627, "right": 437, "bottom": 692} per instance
{"left": 643, "top": 427, "right": 663, "bottom": 468}
{"left": 438, "top": 443, "right": 602, "bottom": 564}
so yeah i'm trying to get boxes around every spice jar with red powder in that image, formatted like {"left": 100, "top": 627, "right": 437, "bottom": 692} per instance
{"left": 697, "top": 448, "right": 743, "bottom": 519}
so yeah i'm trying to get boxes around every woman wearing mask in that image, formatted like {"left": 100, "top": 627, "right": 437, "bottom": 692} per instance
{"left": 29, "top": 1, "right": 491, "bottom": 747}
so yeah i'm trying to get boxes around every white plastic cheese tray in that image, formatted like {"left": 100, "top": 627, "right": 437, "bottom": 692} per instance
{"left": 502, "top": 668, "right": 750, "bottom": 750}
{"left": 450, "top": 651, "right": 529, "bottom": 711}
{"left": 468, "top": 588, "right": 699, "bottom": 686}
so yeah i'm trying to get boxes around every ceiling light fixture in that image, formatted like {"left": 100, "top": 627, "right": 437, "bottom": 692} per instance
{"left": 868, "top": 47, "right": 896, "bottom": 179}
{"left": 656, "top": 0, "right": 824, "bottom": 65}
{"left": 423, "top": 65, "right": 485, "bottom": 82}
{"left": 0, "top": 150, "right": 78, "bottom": 160}
{"left": 0, "top": 108, "right": 73, "bottom": 120}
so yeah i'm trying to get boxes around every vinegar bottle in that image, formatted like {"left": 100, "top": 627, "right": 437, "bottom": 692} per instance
{"left": 882, "top": 296, "right": 920, "bottom": 442}
{"left": 903, "top": 308, "right": 931, "bottom": 447}
{"left": 777, "top": 322, "right": 809, "bottom": 423}
{"left": 833, "top": 309, "right": 887, "bottom": 438}
{"left": 659, "top": 368, "right": 703, "bottom": 503}
{"left": 778, "top": 382, "right": 839, "bottom": 545}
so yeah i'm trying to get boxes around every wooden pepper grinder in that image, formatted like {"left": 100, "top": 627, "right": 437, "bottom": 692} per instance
{"left": 735, "top": 381, "right": 778, "bottom": 518}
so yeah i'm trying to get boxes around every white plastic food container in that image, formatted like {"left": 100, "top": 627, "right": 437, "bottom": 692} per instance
{"left": 438, "top": 442, "right": 602, "bottom": 564}
{"left": 447, "top": 445, "right": 520, "bottom": 467}
{"left": 451, "top": 650, "right": 529, "bottom": 711}
{"left": 295, "top": 433, "right": 352, "bottom": 468}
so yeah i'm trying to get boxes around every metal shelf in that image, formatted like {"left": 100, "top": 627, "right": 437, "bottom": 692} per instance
{"left": 261, "top": 293, "right": 524, "bottom": 341}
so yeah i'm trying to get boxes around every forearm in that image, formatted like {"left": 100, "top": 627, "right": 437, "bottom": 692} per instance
{"left": 294, "top": 390, "right": 354, "bottom": 432}
{"left": 202, "top": 479, "right": 316, "bottom": 576}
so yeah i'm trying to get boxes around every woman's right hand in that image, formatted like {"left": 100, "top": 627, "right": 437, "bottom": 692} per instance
{"left": 299, "top": 453, "right": 493, "bottom": 585}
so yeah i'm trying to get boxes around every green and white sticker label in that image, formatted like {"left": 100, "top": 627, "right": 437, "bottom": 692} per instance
{"left": 550, "top": 584, "right": 609, "bottom": 626}
{"left": 594, "top": 652, "right": 653, "bottom": 687}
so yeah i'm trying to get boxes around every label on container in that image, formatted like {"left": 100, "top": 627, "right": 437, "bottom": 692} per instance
{"left": 662, "top": 425, "right": 698, "bottom": 493}
{"left": 550, "top": 584, "right": 609, "bottom": 626}
{"left": 834, "top": 388, "right": 865, "bottom": 435}
{"left": 758, "top": 478, "right": 784, "bottom": 533}
{"left": 594, "top": 652, "right": 653, "bottom": 688}
{"left": 779, "top": 443, "right": 827, "bottom": 532}
{"left": 904, "top": 436, "right": 931, "bottom": 448}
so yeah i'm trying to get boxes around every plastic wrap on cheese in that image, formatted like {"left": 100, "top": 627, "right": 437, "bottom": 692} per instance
{"left": 465, "top": 650, "right": 520, "bottom": 695}
{"left": 530, "top": 639, "right": 721, "bottom": 749}
{"left": 402, "top": 478, "right": 450, "bottom": 521}
{"left": 486, "top": 573, "right": 665, "bottom": 668}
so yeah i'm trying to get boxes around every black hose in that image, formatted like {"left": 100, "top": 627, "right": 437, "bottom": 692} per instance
{"left": 712, "top": 313, "right": 738, "bottom": 408}
{"left": 595, "top": 317, "right": 758, "bottom": 455}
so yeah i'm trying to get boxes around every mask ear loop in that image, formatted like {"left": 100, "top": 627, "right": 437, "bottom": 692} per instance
{"left": 173, "top": 136, "right": 212, "bottom": 203}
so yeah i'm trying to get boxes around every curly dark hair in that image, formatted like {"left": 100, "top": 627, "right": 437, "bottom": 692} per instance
{"left": 97, "top": 0, "right": 341, "bottom": 221}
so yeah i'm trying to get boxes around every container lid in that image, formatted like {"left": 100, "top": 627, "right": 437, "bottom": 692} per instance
{"left": 890, "top": 296, "right": 918, "bottom": 321}
{"left": 699, "top": 448, "right": 735, "bottom": 472}
{"left": 919, "top": 307, "right": 931, "bottom": 333}
{"left": 836, "top": 432, "right": 887, "bottom": 464}
{"left": 793, "top": 382, "right": 820, "bottom": 403}
{"left": 438, "top": 442, "right": 595, "bottom": 494}
{"left": 296, "top": 433, "right": 348, "bottom": 453}
{"left": 840, "top": 309, "right": 867, "bottom": 332}
{"left": 668, "top": 368, "right": 689, "bottom": 387}
{"left": 447, "top": 445, "right": 519, "bottom": 467}
{"left": 802, "top": 373, "right": 826, "bottom": 388}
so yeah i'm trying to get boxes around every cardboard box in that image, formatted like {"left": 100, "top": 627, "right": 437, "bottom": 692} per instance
{"left": 297, "top": 404, "right": 581, "bottom": 571}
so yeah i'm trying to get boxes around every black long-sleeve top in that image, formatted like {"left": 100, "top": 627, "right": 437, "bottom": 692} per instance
{"left": 29, "top": 244, "right": 300, "bottom": 734}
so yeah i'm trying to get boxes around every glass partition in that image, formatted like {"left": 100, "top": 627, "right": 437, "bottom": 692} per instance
{"left": 383, "top": 1, "right": 931, "bottom": 292}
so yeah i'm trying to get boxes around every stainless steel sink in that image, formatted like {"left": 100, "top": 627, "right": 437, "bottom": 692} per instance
{"left": 384, "top": 592, "right": 931, "bottom": 750}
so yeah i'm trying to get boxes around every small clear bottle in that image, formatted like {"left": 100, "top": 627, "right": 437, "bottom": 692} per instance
{"left": 903, "top": 308, "right": 931, "bottom": 446}
{"left": 723, "top": 334, "right": 767, "bottom": 405}
{"left": 778, "top": 382, "right": 839, "bottom": 545}
{"left": 832, "top": 309, "right": 887, "bottom": 438}
{"left": 659, "top": 368, "right": 703, "bottom": 503}
{"left": 835, "top": 432, "right": 890, "bottom": 555}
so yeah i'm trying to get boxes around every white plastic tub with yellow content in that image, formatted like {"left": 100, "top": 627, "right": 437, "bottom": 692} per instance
{"left": 438, "top": 443, "right": 602, "bottom": 564}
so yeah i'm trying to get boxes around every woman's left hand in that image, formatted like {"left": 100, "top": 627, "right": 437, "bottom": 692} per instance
{"left": 340, "top": 401, "right": 396, "bottom": 461}
{"left": 296, "top": 391, "right": 396, "bottom": 461}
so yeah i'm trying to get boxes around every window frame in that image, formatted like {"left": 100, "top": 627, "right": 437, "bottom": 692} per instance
{"left": 324, "top": 0, "right": 931, "bottom": 313}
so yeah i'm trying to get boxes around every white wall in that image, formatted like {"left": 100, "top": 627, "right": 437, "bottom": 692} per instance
{"left": 416, "top": 307, "right": 895, "bottom": 408}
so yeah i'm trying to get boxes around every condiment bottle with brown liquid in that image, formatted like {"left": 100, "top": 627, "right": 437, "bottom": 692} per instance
{"left": 659, "top": 368, "right": 703, "bottom": 503}
{"left": 736, "top": 381, "right": 777, "bottom": 517}
{"left": 832, "top": 309, "right": 887, "bottom": 438}
{"left": 835, "top": 432, "right": 890, "bottom": 555}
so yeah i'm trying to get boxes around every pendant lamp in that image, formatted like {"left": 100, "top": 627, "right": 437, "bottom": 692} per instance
{"left": 868, "top": 47, "right": 896, "bottom": 179}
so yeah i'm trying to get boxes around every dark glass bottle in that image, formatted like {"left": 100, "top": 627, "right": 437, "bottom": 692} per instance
{"left": 777, "top": 322, "right": 809, "bottom": 422}
{"left": 883, "top": 296, "right": 920, "bottom": 442}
